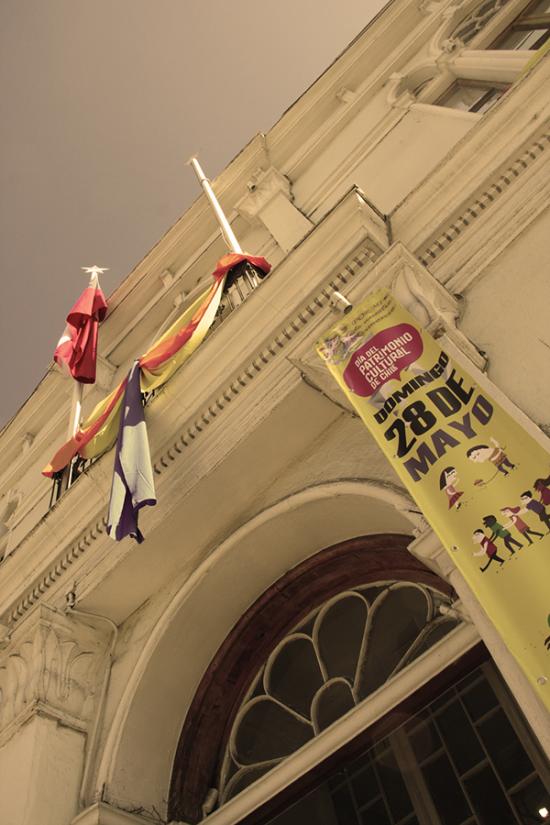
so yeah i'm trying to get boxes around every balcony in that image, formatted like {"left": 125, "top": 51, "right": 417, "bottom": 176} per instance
{"left": 47, "top": 258, "right": 269, "bottom": 510}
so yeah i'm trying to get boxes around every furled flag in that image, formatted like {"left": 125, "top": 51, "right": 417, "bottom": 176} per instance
{"left": 107, "top": 361, "right": 156, "bottom": 543}
{"left": 54, "top": 266, "right": 108, "bottom": 383}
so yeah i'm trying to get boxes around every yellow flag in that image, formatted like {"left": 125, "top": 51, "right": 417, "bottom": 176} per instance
{"left": 317, "top": 289, "right": 550, "bottom": 708}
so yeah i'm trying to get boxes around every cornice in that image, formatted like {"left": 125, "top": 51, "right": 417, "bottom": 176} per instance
{"left": 428, "top": 132, "right": 550, "bottom": 290}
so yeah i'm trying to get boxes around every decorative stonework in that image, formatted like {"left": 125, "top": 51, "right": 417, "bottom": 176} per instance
{"left": 151, "top": 246, "right": 380, "bottom": 478}
{"left": 236, "top": 166, "right": 314, "bottom": 253}
{"left": 451, "top": 0, "right": 512, "bottom": 45}
{"left": 0, "top": 603, "right": 109, "bottom": 743}
{"left": 7, "top": 514, "right": 109, "bottom": 624}
{"left": 418, "top": 131, "right": 550, "bottom": 267}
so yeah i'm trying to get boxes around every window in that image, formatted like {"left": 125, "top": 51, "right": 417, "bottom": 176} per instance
{"left": 168, "top": 534, "right": 457, "bottom": 824}
{"left": 452, "top": 0, "right": 513, "bottom": 45}
{"left": 436, "top": 81, "right": 508, "bottom": 114}
{"left": 492, "top": 0, "right": 550, "bottom": 48}
{"left": 218, "top": 582, "right": 459, "bottom": 806}
{"left": 264, "top": 665, "right": 550, "bottom": 825}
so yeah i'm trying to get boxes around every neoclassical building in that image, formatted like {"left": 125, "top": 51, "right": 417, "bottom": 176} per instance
{"left": 1, "top": 0, "right": 550, "bottom": 823}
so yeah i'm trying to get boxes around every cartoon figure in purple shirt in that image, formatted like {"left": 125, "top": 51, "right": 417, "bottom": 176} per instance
{"left": 520, "top": 491, "right": 550, "bottom": 533}
{"left": 534, "top": 475, "right": 550, "bottom": 507}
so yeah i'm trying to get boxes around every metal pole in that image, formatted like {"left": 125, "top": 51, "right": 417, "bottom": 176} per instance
{"left": 187, "top": 156, "right": 243, "bottom": 254}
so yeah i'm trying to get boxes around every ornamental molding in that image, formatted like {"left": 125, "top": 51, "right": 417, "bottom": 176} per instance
{"left": 0, "top": 603, "right": 109, "bottom": 744}
{"left": 427, "top": 0, "right": 520, "bottom": 56}
{"left": 417, "top": 130, "right": 550, "bottom": 287}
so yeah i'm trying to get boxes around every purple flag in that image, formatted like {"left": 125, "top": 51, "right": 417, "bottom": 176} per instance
{"left": 107, "top": 361, "right": 156, "bottom": 542}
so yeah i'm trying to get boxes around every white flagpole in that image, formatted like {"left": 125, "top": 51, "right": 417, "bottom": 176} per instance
{"left": 67, "top": 382, "right": 84, "bottom": 439}
{"left": 187, "top": 156, "right": 243, "bottom": 254}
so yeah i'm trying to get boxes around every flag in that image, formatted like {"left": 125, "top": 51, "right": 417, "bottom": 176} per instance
{"left": 107, "top": 361, "right": 156, "bottom": 543}
{"left": 54, "top": 270, "right": 108, "bottom": 383}
{"left": 43, "top": 254, "right": 271, "bottom": 476}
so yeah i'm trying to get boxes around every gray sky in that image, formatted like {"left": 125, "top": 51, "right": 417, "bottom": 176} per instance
{"left": 1, "top": 0, "right": 386, "bottom": 428}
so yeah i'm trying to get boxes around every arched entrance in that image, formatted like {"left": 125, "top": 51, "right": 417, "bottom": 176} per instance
{"left": 168, "top": 534, "right": 456, "bottom": 822}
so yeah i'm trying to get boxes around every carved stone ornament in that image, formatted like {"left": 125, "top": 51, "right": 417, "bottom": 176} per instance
{"left": 236, "top": 166, "right": 293, "bottom": 223}
{"left": 378, "top": 245, "right": 486, "bottom": 370}
{"left": 441, "top": 36, "right": 463, "bottom": 53}
{"left": 0, "top": 603, "right": 110, "bottom": 743}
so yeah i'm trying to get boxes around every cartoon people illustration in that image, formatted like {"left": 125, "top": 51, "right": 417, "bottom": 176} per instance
{"left": 472, "top": 529, "right": 506, "bottom": 571}
{"left": 466, "top": 438, "right": 516, "bottom": 477}
{"left": 520, "top": 491, "right": 550, "bottom": 533}
{"left": 482, "top": 514, "right": 522, "bottom": 554}
{"left": 534, "top": 475, "right": 550, "bottom": 507}
{"left": 500, "top": 506, "right": 544, "bottom": 545}
{"left": 439, "top": 467, "right": 463, "bottom": 510}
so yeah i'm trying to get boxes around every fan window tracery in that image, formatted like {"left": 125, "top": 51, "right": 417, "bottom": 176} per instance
{"left": 219, "top": 581, "right": 460, "bottom": 805}
{"left": 452, "top": 0, "right": 513, "bottom": 44}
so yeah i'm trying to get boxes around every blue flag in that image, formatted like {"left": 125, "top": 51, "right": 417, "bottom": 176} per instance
{"left": 107, "top": 361, "right": 156, "bottom": 542}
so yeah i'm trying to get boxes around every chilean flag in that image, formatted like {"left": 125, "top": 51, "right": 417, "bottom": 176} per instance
{"left": 54, "top": 268, "right": 108, "bottom": 384}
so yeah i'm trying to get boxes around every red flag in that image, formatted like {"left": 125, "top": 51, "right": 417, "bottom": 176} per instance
{"left": 54, "top": 271, "right": 108, "bottom": 383}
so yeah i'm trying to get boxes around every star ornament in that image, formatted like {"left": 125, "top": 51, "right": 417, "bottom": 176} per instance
{"left": 82, "top": 265, "right": 109, "bottom": 277}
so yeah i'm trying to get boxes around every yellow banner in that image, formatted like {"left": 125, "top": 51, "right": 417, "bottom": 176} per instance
{"left": 317, "top": 289, "right": 550, "bottom": 708}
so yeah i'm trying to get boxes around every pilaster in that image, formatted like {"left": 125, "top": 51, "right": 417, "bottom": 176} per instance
{"left": 0, "top": 603, "right": 112, "bottom": 825}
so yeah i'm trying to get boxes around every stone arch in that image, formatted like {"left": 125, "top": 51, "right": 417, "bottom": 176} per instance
{"left": 94, "top": 480, "right": 430, "bottom": 817}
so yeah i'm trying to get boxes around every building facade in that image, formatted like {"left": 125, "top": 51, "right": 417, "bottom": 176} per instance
{"left": 1, "top": 0, "right": 550, "bottom": 822}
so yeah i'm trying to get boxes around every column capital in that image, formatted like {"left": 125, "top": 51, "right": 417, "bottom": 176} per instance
{"left": 0, "top": 603, "right": 111, "bottom": 744}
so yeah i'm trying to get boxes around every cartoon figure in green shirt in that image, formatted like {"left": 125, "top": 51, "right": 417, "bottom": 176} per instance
{"left": 482, "top": 514, "right": 522, "bottom": 554}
